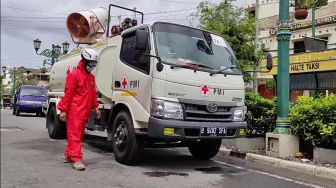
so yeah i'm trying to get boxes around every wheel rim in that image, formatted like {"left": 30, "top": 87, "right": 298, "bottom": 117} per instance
{"left": 114, "top": 121, "right": 128, "bottom": 151}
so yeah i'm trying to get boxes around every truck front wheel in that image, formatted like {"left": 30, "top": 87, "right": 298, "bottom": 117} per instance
{"left": 47, "top": 105, "right": 66, "bottom": 139}
{"left": 188, "top": 139, "right": 221, "bottom": 160}
{"left": 111, "top": 111, "right": 142, "bottom": 165}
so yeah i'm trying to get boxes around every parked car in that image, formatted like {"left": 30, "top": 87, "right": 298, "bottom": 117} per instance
{"left": 2, "top": 94, "right": 12, "bottom": 109}
{"left": 13, "top": 85, "right": 47, "bottom": 117}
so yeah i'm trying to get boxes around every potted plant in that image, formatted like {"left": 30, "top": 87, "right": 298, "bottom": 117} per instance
{"left": 293, "top": 0, "right": 309, "bottom": 20}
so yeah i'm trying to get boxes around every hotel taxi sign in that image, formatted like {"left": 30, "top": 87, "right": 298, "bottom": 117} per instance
{"left": 261, "top": 49, "right": 336, "bottom": 75}
{"left": 291, "top": 15, "right": 336, "bottom": 31}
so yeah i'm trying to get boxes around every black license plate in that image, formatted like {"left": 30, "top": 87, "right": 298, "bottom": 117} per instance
{"left": 200, "top": 127, "right": 227, "bottom": 136}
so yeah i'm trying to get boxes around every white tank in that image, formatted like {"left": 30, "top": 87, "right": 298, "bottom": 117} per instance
{"left": 49, "top": 52, "right": 82, "bottom": 92}
{"left": 48, "top": 42, "right": 115, "bottom": 100}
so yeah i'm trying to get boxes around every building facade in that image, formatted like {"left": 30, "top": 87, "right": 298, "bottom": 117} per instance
{"left": 245, "top": 0, "right": 336, "bottom": 101}
{"left": 1, "top": 66, "right": 50, "bottom": 95}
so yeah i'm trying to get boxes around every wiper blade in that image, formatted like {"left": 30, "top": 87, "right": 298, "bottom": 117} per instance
{"left": 170, "top": 61, "right": 213, "bottom": 70}
{"left": 210, "top": 67, "right": 241, "bottom": 76}
{"left": 159, "top": 60, "right": 214, "bottom": 73}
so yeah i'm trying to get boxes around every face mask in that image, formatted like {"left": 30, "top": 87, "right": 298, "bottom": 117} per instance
{"left": 86, "top": 64, "right": 95, "bottom": 72}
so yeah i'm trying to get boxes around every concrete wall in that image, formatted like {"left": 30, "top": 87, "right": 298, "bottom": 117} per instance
{"left": 314, "top": 147, "right": 336, "bottom": 164}
{"left": 221, "top": 137, "right": 265, "bottom": 151}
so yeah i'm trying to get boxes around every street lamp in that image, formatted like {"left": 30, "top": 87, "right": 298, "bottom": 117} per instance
{"left": 275, "top": 0, "right": 291, "bottom": 134}
{"left": 33, "top": 39, "right": 70, "bottom": 66}
{"left": 1, "top": 66, "right": 6, "bottom": 106}
{"left": 62, "top": 41, "right": 70, "bottom": 54}
{"left": 2, "top": 66, "right": 7, "bottom": 75}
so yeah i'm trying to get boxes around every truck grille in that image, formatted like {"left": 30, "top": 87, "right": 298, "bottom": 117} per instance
{"left": 182, "top": 103, "right": 233, "bottom": 122}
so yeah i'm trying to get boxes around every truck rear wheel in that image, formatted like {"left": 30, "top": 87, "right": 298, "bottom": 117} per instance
{"left": 111, "top": 111, "right": 142, "bottom": 165}
{"left": 47, "top": 105, "right": 66, "bottom": 139}
{"left": 188, "top": 139, "right": 221, "bottom": 160}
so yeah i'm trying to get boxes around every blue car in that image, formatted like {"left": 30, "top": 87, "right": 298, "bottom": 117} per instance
{"left": 13, "top": 85, "right": 47, "bottom": 117}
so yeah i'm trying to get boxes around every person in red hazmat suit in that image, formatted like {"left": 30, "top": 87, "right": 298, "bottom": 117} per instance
{"left": 57, "top": 48, "right": 101, "bottom": 170}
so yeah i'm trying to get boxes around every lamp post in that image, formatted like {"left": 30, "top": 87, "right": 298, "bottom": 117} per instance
{"left": 1, "top": 66, "right": 5, "bottom": 107}
{"left": 274, "top": 0, "right": 291, "bottom": 134}
{"left": 311, "top": 1, "right": 317, "bottom": 99}
{"left": 2, "top": 66, "right": 17, "bottom": 96}
{"left": 265, "top": 0, "right": 299, "bottom": 159}
{"left": 12, "top": 67, "right": 16, "bottom": 95}
{"left": 33, "top": 39, "right": 70, "bottom": 66}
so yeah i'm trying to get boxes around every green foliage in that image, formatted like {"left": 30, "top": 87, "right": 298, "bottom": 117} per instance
{"left": 292, "top": 0, "right": 328, "bottom": 9}
{"left": 39, "top": 67, "right": 48, "bottom": 73}
{"left": 9, "top": 68, "right": 38, "bottom": 93}
{"left": 293, "top": 0, "right": 310, "bottom": 9}
{"left": 289, "top": 95, "right": 336, "bottom": 149}
{"left": 245, "top": 91, "right": 277, "bottom": 137}
{"left": 265, "top": 78, "right": 275, "bottom": 89}
{"left": 196, "top": 1, "right": 257, "bottom": 83}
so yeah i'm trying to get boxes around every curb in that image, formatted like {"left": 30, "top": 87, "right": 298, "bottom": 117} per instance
{"left": 219, "top": 148, "right": 336, "bottom": 181}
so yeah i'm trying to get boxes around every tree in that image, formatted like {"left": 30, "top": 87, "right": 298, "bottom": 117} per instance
{"left": 9, "top": 68, "right": 38, "bottom": 94}
{"left": 196, "top": 1, "right": 257, "bottom": 82}
{"left": 39, "top": 67, "right": 48, "bottom": 73}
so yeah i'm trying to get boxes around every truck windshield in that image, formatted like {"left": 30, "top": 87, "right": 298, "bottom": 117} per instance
{"left": 20, "top": 87, "right": 46, "bottom": 96}
{"left": 153, "top": 23, "right": 241, "bottom": 74}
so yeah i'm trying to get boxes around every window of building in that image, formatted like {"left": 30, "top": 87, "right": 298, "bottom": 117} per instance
{"left": 7, "top": 81, "right": 10, "bottom": 85}
{"left": 120, "top": 29, "right": 150, "bottom": 74}
{"left": 293, "top": 40, "right": 306, "bottom": 54}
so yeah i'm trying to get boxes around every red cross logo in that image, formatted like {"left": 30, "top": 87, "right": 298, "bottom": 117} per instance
{"left": 202, "top": 85, "right": 209, "bottom": 94}
{"left": 122, "top": 77, "right": 127, "bottom": 89}
{"left": 201, "top": 84, "right": 209, "bottom": 96}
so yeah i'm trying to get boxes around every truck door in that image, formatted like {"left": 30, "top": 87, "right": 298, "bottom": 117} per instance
{"left": 113, "top": 26, "right": 152, "bottom": 120}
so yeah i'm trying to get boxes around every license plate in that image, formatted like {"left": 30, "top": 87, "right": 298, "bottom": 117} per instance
{"left": 200, "top": 127, "right": 227, "bottom": 136}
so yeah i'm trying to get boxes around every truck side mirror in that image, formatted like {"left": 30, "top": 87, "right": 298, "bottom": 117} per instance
{"left": 135, "top": 30, "right": 149, "bottom": 51}
{"left": 156, "top": 61, "right": 164, "bottom": 72}
{"left": 266, "top": 53, "right": 273, "bottom": 71}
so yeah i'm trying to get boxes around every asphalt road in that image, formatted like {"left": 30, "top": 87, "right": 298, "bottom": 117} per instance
{"left": 1, "top": 109, "right": 335, "bottom": 188}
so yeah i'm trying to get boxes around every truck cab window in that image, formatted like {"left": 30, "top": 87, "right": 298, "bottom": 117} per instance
{"left": 120, "top": 30, "right": 150, "bottom": 74}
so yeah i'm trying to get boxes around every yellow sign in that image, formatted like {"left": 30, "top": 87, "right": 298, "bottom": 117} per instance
{"left": 261, "top": 49, "right": 336, "bottom": 75}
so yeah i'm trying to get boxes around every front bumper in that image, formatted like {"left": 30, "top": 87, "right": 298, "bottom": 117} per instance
{"left": 17, "top": 104, "right": 43, "bottom": 112}
{"left": 147, "top": 117, "right": 247, "bottom": 140}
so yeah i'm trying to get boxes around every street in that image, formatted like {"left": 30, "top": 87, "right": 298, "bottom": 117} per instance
{"left": 1, "top": 109, "right": 335, "bottom": 188}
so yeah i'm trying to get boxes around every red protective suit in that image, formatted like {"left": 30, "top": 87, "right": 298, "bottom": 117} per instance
{"left": 57, "top": 60, "right": 99, "bottom": 162}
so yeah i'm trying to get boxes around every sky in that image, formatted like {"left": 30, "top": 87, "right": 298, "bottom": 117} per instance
{"left": 1, "top": 0, "right": 245, "bottom": 70}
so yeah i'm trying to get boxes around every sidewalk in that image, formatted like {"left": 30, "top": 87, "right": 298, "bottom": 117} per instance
{"left": 219, "top": 147, "right": 336, "bottom": 181}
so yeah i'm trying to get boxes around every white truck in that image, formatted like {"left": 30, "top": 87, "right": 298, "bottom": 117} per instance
{"left": 46, "top": 4, "right": 271, "bottom": 165}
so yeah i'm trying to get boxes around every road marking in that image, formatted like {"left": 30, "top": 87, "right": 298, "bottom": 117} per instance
{"left": 1, "top": 127, "right": 22, "bottom": 132}
{"left": 214, "top": 160, "right": 325, "bottom": 188}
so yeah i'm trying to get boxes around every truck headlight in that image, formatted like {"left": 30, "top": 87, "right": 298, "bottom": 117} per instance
{"left": 151, "top": 99, "right": 183, "bottom": 120}
{"left": 233, "top": 106, "right": 246, "bottom": 121}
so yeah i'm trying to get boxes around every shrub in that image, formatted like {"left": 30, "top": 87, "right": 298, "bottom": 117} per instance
{"left": 289, "top": 95, "right": 336, "bottom": 149}
{"left": 245, "top": 91, "right": 276, "bottom": 137}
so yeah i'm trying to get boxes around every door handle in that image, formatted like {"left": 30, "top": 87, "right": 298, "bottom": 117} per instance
{"left": 115, "top": 81, "right": 121, "bottom": 88}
